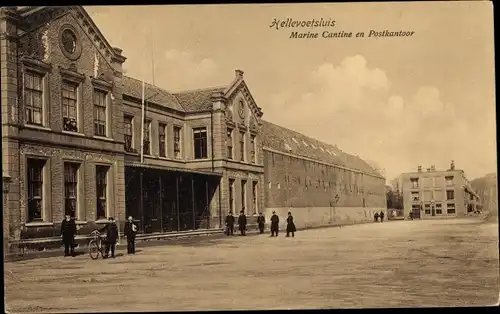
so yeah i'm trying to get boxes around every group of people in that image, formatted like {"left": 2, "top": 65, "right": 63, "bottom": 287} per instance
{"left": 225, "top": 210, "right": 297, "bottom": 237}
{"left": 373, "top": 210, "right": 385, "bottom": 222}
{"left": 60, "top": 215, "right": 139, "bottom": 258}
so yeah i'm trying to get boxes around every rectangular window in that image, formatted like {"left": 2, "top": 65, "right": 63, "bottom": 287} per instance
{"left": 250, "top": 135, "right": 256, "bottom": 164}
{"left": 96, "top": 165, "right": 109, "bottom": 220}
{"left": 412, "top": 205, "right": 420, "bottom": 213}
{"left": 27, "top": 158, "right": 45, "bottom": 222}
{"left": 64, "top": 162, "right": 79, "bottom": 218}
{"left": 62, "top": 81, "right": 78, "bottom": 132}
{"left": 228, "top": 179, "right": 235, "bottom": 214}
{"left": 143, "top": 120, "right": 151, "bottom": 155}
{"left": 445, "top": 176, "right": 454, "bottom": 186}
{"left": 447, "top": 203, "right": 456, "bottom": 214}
{"left": 124, "top": 115, "right": 134, "bottom": 153}
{"left": 410, "top": 178, "right": 419, "bottom": 189}
{"left": 424, "top": 204, "right": 431, "bottom": 215}
{"left": 446, "top": 190, "right": 454, "bottom": 200}
{"left": 435, "top": 203, "right": 442, "bottom": 215}
{"left": 252, "top": 181, "right": 258, "bottom": 214}
{"left": 193, "top": 127, "right": 208, "bottom": 159}
{"left": 239, "top": 131, "right": 245, "bottom": 162}
{"left": 93, "top": 89, "right": 107, "bottom": 136}
{"left": 159, "top": 123, "right": 166, "bottom": 157}
{"left": 241, "top": 180, "right": 247, "bottom": 212}
{"left": 173, "top": 126, "right": 182, "bottom": 159}
{"left": 227, "top": 128, "right": 233, "bottom": 159}
{"left": 411, "top": 192, "right": 420, "bottom": 202}
{"left": 24, "top": 71, "right": 44, "bottom": 126}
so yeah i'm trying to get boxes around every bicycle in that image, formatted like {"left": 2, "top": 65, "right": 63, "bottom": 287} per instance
{"left": 88, "top": 230, "right": 105, "bottom": 260}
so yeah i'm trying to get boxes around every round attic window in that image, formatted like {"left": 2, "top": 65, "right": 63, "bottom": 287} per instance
{"left": 59, "top": 25, "right": 82, "bottom": 60}
{"left": 62, "top": 29, "right": 77, "bottom": 54}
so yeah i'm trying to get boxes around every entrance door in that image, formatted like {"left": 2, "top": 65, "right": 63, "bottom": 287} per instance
{"left": 431, "top": 205, "right": 436, "bottom": 216}
{"left": 412, "top": 205, "right": 421, "bottom": 219}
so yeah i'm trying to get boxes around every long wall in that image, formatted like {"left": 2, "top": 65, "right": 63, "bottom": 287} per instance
{"left": 263, "top": 149, "right": 387, "bottom": 228}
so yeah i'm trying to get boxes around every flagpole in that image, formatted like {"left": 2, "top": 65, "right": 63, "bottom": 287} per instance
{"left": 140, "top": 80, "right": 145, "bottom": 164}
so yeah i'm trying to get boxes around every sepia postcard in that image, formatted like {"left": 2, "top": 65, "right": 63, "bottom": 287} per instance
{"left": 2, "top": 2, "right": 498, "bottom": 312}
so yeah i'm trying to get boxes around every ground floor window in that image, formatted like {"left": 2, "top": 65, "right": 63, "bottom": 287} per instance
{"left": 64, "top": 162, "right": 79, "bottom": 218}
{"left": 241, "top": 180, "right": 247, "bottom": 212}
{"left": 27, "top": 158, "right": 46, "bottom": 222}
{"left": 252, "top": 181, "right": 258, "bottom": 214}
{"left": 435, "top": 203, "right": 442, "bottom": 215}
{"left": 424, "top": 204, "right": 431, "bottom": 215}
{"left": 96, "top": 165, "right": 109, "bottom": 219}
{"left": 447, "top": 203, "right": 456, "bottom": 214}
{"left": 228, "top": 179, "right": 235, "bottom": 214}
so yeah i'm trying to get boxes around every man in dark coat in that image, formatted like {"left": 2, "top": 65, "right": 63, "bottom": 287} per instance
{"left": 374, "top": 212, "right": 379, "bottom": 222}
{"left": 225, "top": 212, "right": 235, "bottom": 236}
{"left": 124, "top": 216, "right": 138, "bottom": 254}
{"left": 238, "top": 210, "right": 247, "bottom": 236}
{"left": 379, "top": 210, "right": 385, "bottom": 222}
{"left": 270, "top": 211, "right": 280, "bottom": 237}
{"left": 61, "top": 214, "right": 77, "bottom": 257}
{"left": 286, "top": 211, "right": 296, "bottom": 237}
{"left": 257, "top": 213, "right": 265, "bottom": 234}
{"left": 99, "top": 217, "right": 119, "bottom": 258}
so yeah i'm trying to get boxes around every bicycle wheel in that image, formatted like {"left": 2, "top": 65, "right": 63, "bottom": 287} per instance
{"left": 88, "top": 240, "right": 100, "bottom": 260}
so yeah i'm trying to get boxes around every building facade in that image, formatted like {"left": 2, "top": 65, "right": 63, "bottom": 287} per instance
{"left": 398, "top": 162, "right": 480, "bottom": 219}
{"left": 1, "top": 6, "right": 385, "bottom": 249}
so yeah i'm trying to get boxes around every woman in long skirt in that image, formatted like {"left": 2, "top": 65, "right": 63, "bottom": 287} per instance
{"left": 286, "top": 212, "right": 296, "bottom": 237}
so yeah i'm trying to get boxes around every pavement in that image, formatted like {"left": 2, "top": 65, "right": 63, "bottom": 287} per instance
{"left": 4, "top": 218, "right": 499, "bottom": 312}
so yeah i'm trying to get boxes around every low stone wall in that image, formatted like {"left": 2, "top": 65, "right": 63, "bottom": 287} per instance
{"left": 262, "top": 207, "right": 387, "bottom": 230}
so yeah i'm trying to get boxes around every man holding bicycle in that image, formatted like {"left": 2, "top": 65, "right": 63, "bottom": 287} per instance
{"left": 98, "top": 217, "right": 119, "bottom": 258}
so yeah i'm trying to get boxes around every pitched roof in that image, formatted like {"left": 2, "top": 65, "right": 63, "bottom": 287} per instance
{"left": 122, "top": 76, "right": 185, "bottom": 112}
{"left": 260, "top": 121, "right": 383, "bottom": 178}
{"left": 173, "top": 87, "right": 226, "bottom": 112}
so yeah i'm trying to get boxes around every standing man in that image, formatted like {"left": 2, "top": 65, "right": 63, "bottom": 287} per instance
{"left": 99, "top": 217, "right": 119, "bottom": 258}
{"left": 257, "top": 212, "right": 265, "bottom": 234}
{"left": 225, "top": 212, "right": 235, "bottom": 236}
{"left": 124, "top": 216, "right": 138, "bottom": 255}
{"left": 286, "top": 211, "right": 296, "bottom": 237}
{"left": 379, "top": 210, "right": 385, "bottom": 222}
{"left": 61, "top": 214, "right": 76, "bottom": 257}
{"left": 238, "top": 210, "right": 247, "bottom": 236}
{"left": 270, "top": 211, "right": 280, "bottom": 237}
{"left": 374, "top": 211, "right": 379, "bottom": 222}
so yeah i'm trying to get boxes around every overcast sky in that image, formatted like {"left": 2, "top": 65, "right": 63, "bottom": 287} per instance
{"left": 86, "top": 2, "right": 496, "bottom": 182}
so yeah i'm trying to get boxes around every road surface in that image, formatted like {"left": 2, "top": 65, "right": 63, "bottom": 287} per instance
{"left": 5, "top": 218, "right": 499, "bottom": 312}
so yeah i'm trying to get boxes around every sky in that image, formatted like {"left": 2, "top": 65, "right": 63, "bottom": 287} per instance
{"left": 85, "top": 2, "right": 496, "bottom": 183}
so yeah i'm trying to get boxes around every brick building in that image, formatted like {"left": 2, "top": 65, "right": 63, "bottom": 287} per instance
{"left": 261, "top": 122, "right": 386, "bottom": 230}
{"left": 396, "top": 162, "right": 480, "bottom": 219}
{"left": 1, "top": 6, "right": 386, "bottom": 249}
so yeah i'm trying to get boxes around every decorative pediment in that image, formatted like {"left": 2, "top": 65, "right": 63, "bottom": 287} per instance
{"left": 225, "top": 80, "right": 263, "bottom": 123}
{"left": 91, "top": 73, "right": 113, "bottom": 89}
{"left": 59, "top": 63, "right": 85, "bottom": 82}
{"left": 17, "top": 6, "right": 126, "bottom": 66}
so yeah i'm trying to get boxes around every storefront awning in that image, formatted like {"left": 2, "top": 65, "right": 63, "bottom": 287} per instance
{"left": 126, "top": 162, "right": 223, "bottom": 177}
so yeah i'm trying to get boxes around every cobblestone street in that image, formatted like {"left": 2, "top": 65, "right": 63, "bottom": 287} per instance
{"left": 5, "top": 219, "right": 499, "bottom": 312}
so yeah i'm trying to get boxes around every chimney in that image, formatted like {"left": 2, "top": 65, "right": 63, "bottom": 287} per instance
{"left": 417, "top": 166, "right": 422, "bottom": 172}
{"left": 450, "top": 160, "right": 455, "bottom": 170}
{"left": 235, "top": 69, "right": 244, "bottom": 79}
{"left": 431, "top": 165, "right": 436, "bottom": 171}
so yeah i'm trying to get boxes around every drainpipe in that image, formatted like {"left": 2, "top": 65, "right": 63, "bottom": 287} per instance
{"left": 211, "top": 108, "right": 214, "bottom": 172}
